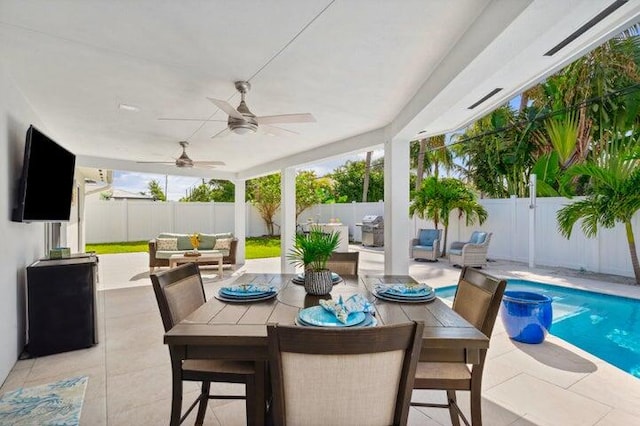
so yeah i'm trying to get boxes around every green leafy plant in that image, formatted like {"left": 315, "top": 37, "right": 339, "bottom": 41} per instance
{"left": 287, "top": 226, "right": 340, "bottom": 271}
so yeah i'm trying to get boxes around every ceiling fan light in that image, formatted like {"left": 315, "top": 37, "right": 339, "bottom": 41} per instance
{"left": 230, "top": 122, "right": 257, "bottom": 135}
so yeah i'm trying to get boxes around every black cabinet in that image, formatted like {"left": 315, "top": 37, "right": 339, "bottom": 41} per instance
{"left": 26, "top": 255, "right": 98, "bottom": 357}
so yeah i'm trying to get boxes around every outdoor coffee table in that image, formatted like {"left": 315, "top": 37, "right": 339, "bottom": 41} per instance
{"left": 168, "top": 252, "right": 224, "bottom": 277}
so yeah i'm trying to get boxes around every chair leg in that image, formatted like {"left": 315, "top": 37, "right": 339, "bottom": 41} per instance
{"left": 195, "top": 381, "right": 210, "bottom": 426}
{"left": 447, "top": 390, "right": 461, "bottom": 426}
{"left": 170, "top": 359, "right": 183, "bottom": 426}
{"left": 470, "top": 379, "right": 483, "bottom": 426}
{"left": 245, "top": 376, "right": 257, "bottom": 426}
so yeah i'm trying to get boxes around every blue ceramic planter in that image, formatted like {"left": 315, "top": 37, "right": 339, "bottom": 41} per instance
{"left": 500, "top": 291, "right": 552, "bottom": 344}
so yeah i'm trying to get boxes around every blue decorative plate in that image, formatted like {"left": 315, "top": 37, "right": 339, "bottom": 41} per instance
{"left": 214, "top": 291, "right": 277, "bottom": 303}
{"left": 297, "top": 305, "right": 366, "bottom": 327}
{"left": 220, "top": 284, "right": 275, "bottom": 297}
{"left": 297, "top": 313, "right": 377, "bottom": 328}
{"left": 372, "top": 289, "right": 436, "bottom": 303}
{"left": 377, "top": 284, "right": 433, "bottom": 297}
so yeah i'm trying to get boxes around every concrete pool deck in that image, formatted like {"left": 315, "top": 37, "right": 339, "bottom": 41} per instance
{"left": 1, "top": 247, "right": 639, "bottom": 425}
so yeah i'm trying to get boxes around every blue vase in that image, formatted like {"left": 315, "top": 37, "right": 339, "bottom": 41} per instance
{"left": 500, "top": 291, "right": 553, "bottom": 344}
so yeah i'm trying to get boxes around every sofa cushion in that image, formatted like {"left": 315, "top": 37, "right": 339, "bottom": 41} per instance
{"left": 214, "top": 238, "right": 232, "bottom": 250}
{"left": 413, "top": 245, "right": 434, "bottom": 251}
{"left": 449, "top": 248, "right": 463, "bottom": 256}
{"left": 470, "top": 232, "right": 487, "bottom": 245}
{"left": 158, "top": 233, "right": 192, "bottom": 250}
{"left": 418, "top": 229, "right": 439, "bottom": 247}
{"left": 199, "top": 234, "right": 216, "bottom": 250}
{"left": 156, "top": 238, "right": 178, "bottom": 251}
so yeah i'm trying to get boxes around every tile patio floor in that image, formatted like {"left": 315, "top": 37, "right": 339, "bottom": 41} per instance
{"left": 1, "top": 247, "right": 639, "bottom": 425}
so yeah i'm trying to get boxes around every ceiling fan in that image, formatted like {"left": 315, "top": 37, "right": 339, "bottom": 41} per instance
{"left": 159, "top": 81, "right": 316, "bottom": 138}
{"left": 136, "top": 141, "right": 226, "bottom": 168}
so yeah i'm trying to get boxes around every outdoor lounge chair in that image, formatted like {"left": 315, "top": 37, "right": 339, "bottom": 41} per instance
{"left": 448, "top": 231, "right": 492, "bottom": 268}
{"left": 411, "top": 229, "right": 442, "bottom": 261}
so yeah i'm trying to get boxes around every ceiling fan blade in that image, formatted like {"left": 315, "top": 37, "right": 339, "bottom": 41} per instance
{"left": 207, "top": 97, "right": 244, "bottom": 120}
{"left": 211, "top": 127, "right": 231, "bottom": 139}
{"left": 260, "top": 124, "right": 299, "bottom": 137}
{"left": 158, "top": 118, "right": 227, "bottom": 122}
{"left": 135, "top": 161, "right": 175, "bottom": 164}
{"left": 255, "top": 113, "right": 316, "bottom": 125}
{"left": 193, "top": 161, "right": 226, "bottom": 168}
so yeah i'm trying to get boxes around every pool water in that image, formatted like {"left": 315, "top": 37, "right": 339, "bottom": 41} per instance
{"left": 436, "top": 279, "right": 640, "bottom": 378}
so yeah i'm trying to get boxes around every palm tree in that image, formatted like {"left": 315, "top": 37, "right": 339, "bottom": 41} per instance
{"left": 410, "top": 177, "right": 488, "bottom": 257}
{"left": 411, "top": 135, "right": 452, "bottom": 192}
{"left": 557, "top": 133, "right": 640, "bottom": 284}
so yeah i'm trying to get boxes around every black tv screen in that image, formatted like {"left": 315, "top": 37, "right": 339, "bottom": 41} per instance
{"left": 12, "top": 125, "right": 76, "bottom": 222}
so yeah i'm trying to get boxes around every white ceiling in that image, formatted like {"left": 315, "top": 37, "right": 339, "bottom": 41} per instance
{"left": 1, "top": 0, "right": 639, "bottom": 180}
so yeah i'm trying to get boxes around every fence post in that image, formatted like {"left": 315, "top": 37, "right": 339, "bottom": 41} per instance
{"left": 529, "top": 174, "right": 537, "bottom": 268}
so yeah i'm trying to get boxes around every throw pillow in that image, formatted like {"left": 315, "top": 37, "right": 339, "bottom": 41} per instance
{"left": 214, "top": 238, "right": 232, "bottom": 250}
{"left": 156, "top": 237, "right": 178, "bottom": 251}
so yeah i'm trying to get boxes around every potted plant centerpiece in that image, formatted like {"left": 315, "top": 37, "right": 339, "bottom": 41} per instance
{"left": 287, "top": 225, "right": 340, "bottom": 295}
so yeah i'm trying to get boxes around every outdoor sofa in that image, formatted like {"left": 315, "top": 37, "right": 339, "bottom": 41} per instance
{"left": 148, "top": 232, "right": 238, "bottom": 273}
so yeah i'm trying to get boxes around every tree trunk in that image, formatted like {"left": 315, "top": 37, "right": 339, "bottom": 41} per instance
{"left": 441, "top": 223, "right": 449, "bottom": 257}
{"left": 362, "top": 151, "right": 372, "bottom": 202}
{"left": 625, "top": 221, "right": 640, "bottom": 285}
{"left": 415, "top": 139, "right": 426, "bottom": 191}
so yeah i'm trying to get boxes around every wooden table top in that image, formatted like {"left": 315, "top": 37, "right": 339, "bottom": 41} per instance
{"left": 165, "top": 273, "right": 489, "bottom": 363}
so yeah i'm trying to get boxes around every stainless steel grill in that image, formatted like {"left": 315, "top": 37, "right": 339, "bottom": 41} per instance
{"left": 357, "top": 215, "right": 384, "bottom": 247}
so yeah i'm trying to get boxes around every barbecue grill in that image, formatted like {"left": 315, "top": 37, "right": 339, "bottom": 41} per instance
{"left": 357, "top": 215, "right": 384, "bottom": 247}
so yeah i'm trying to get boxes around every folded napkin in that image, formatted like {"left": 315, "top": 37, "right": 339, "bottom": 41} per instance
{"left": 376, "top": 283, "right": 433, "bottom": 296}
{"left": 220, "top": 284, "right": 275, "bottom": 295}
{"left": 319, "top": 294, "right": 374, "bottom": 324}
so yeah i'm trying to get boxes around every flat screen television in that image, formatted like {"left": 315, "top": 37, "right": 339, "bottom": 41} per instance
{"left": 12, "top": 125, "right": 76, "bottom": 222}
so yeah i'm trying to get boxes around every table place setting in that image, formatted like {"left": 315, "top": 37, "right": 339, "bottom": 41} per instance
{"left": 292, "top": 271, "right": 342, "bottom": 285}
{"left": 296, "top": 294, "right": 377, "bottom": 327}
{"left": 372, "top": 282, "right": 436, "bottom": 303}
{"left": 214, "top": 283, "right": 278, "bottom": 303}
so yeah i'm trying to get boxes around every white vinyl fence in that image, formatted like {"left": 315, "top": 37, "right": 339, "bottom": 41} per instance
{"left": 85, "top": 198, "right": 639, "bottom": 278}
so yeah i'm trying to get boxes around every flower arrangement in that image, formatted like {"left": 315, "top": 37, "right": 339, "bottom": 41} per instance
{"left": 189, "top": 233, "right": 201, "bottom": 250}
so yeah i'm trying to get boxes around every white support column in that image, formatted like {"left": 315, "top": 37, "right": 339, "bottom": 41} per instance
{"left": 234, "top": 179, "right": 246, "bottom": 265}
{"left": 280, "top": 167, "right": 296, "bottom": 273}
{"left": 384, "top": 137, "right": 410, "bottom": 275}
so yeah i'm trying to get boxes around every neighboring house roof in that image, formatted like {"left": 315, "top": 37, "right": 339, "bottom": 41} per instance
{"left": 108, "top": 189, "right": 154, "bottom": 200}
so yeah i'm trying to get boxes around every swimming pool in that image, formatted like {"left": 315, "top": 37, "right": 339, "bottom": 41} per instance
{"left": 436, "top": 279, "right": 640, "bottom": 378}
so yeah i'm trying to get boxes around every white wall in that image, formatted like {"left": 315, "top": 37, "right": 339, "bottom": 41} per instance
{"left": 0, "top": 64, "right": 49, "bottom": 384}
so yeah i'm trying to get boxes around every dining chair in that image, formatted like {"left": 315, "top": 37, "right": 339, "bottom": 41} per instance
{"left": 325, "top": 251, "right": 359, "bottom": 275}
{"left": 267, "top": 321, "right": 424, "bottom": 426}
{"left": 410, "top": 267, "right": 506, "bottom": 426}
{"left": 150, "top": 263, "right": 261, "bottom": 426}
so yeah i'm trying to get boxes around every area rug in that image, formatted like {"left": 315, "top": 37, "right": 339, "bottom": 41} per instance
{"left": 0, "top": 376, "right": 88, "bottom": 426}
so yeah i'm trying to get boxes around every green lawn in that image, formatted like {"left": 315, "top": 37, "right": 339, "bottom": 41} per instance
{"left": 86, "top": 236, "right": 282, "bottom": 259}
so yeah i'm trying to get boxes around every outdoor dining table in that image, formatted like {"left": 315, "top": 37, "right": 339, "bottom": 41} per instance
{"left": 164, "top": 273, "right": 489, "bottom": 426}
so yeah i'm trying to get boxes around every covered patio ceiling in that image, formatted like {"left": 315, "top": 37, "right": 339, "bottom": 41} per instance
{"left": 2, "top": 1, "right": 639, "bottom": 181}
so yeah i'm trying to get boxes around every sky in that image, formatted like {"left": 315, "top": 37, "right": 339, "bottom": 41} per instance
{"left": 112, "top": 149, "right": 384, "bottom": 201}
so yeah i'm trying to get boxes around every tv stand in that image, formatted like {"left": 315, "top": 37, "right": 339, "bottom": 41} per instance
{"left": 26, "top": 254, "right": 99, "bottom": 357}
